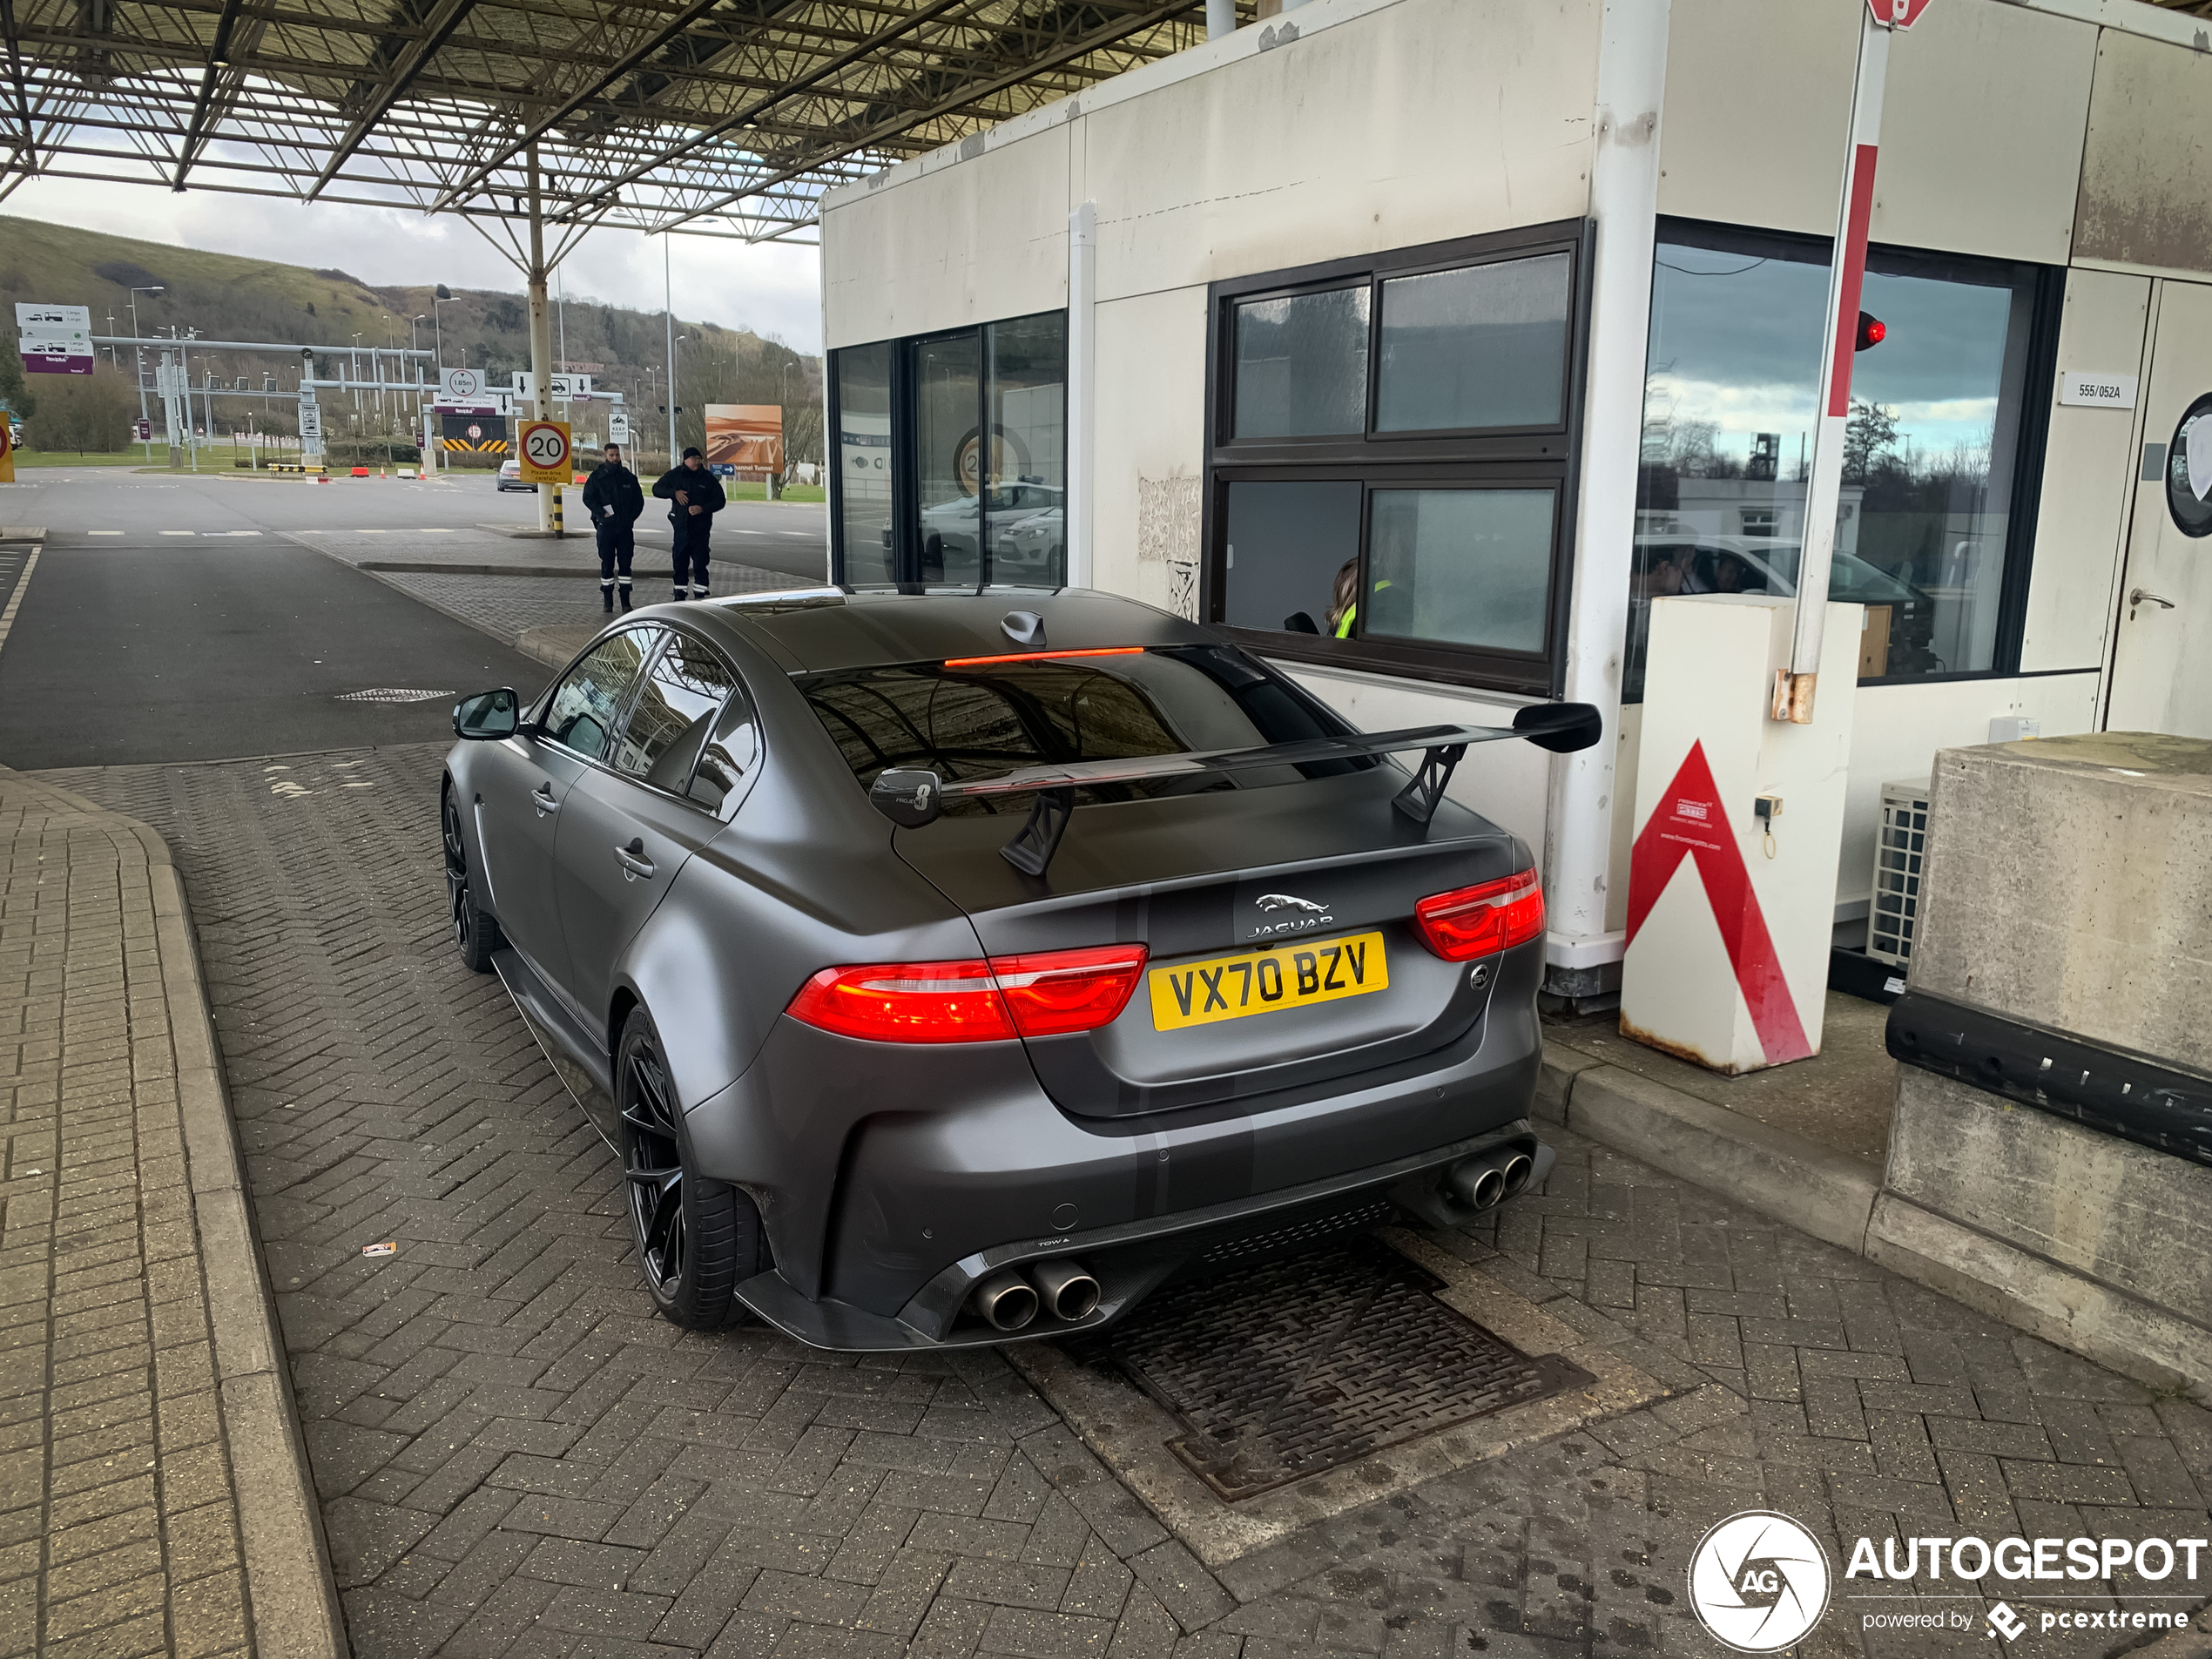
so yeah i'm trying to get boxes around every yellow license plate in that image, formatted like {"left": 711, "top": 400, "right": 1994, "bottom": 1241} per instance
{"left": 1148, "top": 932, "right": 1390, "bottom": 1031}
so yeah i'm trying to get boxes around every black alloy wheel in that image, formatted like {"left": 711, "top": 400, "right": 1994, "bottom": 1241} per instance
{"left": 617, "top": 1007, "right": 762, "bottom": 1330}
{"left": 442, "top": 790, "right": 503, "bottom": 974}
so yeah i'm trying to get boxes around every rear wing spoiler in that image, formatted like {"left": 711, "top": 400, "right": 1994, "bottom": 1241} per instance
{"left": 868, "top": 702, "right": 1603, "bottom": 878}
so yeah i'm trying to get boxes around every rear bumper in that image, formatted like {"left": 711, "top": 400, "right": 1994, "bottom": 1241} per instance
{"left": 685, "top": 936, "right": 1549, "bottom": 1350}
{"left": 732, "top": 1120, "right": 1549, "bottom": 1352}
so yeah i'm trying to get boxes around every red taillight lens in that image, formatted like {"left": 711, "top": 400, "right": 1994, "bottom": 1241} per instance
{"left": 786, "top": 944, "right": 1149, "bottom": 1043}
{"left": 1413, "top": 870, "right": 1544, "bottom": 961}
{"left": 991, "top": 945, "right": 1149, "bottom": 1037}
{"left": 786, "top": 960, "right": 1016, "bottom": 1043}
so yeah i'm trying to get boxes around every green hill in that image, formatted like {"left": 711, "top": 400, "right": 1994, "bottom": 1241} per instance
{"left": 0, "top": 216, "right": 820, "bottom": 461}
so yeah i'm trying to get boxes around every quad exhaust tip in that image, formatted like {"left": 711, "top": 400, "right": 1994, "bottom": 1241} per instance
{"left": 969, "top": 1258, "right": 1098, "bottom": 1331}
{"left": 971, "top": 1271, "right": 1038, "bottom": 1332}
{"left": 1447, "top": 1150, "right": 1537, "bottom": 1212}
{"left": 1030, "top": 1259, "right": 1100, "bottom": 1322}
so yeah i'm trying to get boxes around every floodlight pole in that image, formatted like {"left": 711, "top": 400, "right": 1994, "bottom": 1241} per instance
{"left": 527, "top": 142, "right": 558, "bottom": 535}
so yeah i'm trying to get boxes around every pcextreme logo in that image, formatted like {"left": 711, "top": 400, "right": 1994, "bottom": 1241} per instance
{"left": 1688, "top": 1512, "right": 1831, "bottom": 1651}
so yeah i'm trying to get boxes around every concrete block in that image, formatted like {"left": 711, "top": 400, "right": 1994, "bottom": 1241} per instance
{"left": 1865, "top": 1190, "right": 2212, "bottom": 1398}
{"left": 1880, "top": 733, "right": 2212, "bottom": 1397}
{"left": 1908, "top": 733, "right": 2212, "bottom": 1070}
{"left": 1887, "top": 1069, "right": 2212, "bottom": 1330}
{"left": 1567, "top": 1065, "right": 1879, "bottom": 1255}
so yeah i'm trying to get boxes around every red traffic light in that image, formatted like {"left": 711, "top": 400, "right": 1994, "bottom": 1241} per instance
{"left": 1856, "top": 311, "right": 1887, "bottom": 350}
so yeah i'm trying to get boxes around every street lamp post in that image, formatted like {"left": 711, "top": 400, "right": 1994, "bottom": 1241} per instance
{"left": 129, "top": 286, "right": 164, "bottom": 461}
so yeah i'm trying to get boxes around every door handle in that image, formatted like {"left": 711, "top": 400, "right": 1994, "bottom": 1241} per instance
{"left": 615, "top": 837, "right": 655, "bottom": 881}
{"left": 2130, "top": 588, "right": 2175, "bottom": 615}
{"left": 531, "top": 784, "right": 558, "bottom": 816}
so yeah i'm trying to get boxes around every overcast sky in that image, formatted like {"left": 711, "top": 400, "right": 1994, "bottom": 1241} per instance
{"left": 14, "top": 175, "right": 826, "bottom": 354}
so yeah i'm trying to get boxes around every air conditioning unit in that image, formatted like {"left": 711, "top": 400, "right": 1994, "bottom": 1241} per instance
{"left": 1866, "top": 777, "right": 1932, "bottom": 968}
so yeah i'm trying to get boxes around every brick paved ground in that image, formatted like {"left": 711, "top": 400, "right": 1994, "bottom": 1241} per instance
{"left": 0, "top": 769, "right": 332, "bottom": 1657}
{"left": 44, "top": 744, "right": 2212, "bottom": 1659}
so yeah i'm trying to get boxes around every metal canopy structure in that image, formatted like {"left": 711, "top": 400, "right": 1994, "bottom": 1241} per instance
{"left": 0, "top": 0, "right": 1224, "bottom": 244}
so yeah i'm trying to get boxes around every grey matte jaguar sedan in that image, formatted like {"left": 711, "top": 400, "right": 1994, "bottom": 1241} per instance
{"left": 441, "top": 589, "right": 1598, "bottom": 1349}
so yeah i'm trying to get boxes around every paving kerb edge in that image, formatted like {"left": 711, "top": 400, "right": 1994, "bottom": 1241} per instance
{"left": 1539, "top": 1040, "right": 2212, "bottom": 1401}
{"left": 1539, "top": 1041, "right": 1882, "bottom": 1255}
{"left": 17, "top": 772, "right": 353, "bottom": 1659}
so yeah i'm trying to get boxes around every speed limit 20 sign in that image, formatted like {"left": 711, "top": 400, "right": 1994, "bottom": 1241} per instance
{"left": 517, "top": 419, "right": 572, "bottom": 486}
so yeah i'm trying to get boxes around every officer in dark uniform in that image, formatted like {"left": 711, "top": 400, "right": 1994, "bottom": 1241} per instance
{"left": 652, "top": 446, "right": 727, "bottom": 602}
{"left": 581, "top": 442, "right": 644, "bottom": 611}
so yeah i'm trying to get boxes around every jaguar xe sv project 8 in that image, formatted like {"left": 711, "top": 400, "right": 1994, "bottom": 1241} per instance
{"left": 441, "top": 589, "right": 1598, "bottom": 1349}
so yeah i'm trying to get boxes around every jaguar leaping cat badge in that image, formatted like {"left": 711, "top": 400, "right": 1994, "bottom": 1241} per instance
{"left": 1255, "top": 894, "right": 1328, "bottom": 914}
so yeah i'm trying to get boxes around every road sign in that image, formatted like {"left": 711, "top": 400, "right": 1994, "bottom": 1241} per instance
{"left": 609, "top": 410, "right": 630, "bottom": 445}
{"left": 15, "top": 302, "right": 90, "bottom": 331}
{"left": 135, "top": 419, "right": 152, "bottom": 442}
{"left": 297, "top": 401, "right": 322, "bottom": 440}
{"left": 0, "top": 420, "right": 13, "bottom": 484}
{"left": 19, "top": 326, "right": 93, "bottom": 375}
{"left": 517, "top": 418, "right": 572, "bottom": 485}
{"left": 1868, "top": 0, "right": 1931, "bottom": 23}
{"left": 513, "top": 372, "right": 592, "bottom": 401}
{"left": 442, "top": 368, "right": 485, "bottom": 402}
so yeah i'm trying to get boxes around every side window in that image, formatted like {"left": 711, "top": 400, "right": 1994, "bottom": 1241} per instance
{"left": 543, "top": 629, "right": 660, "bottom": 761}
{"left": 688, "top": 682, "right": 762, "bottom": 819}
{"left": 617, "top": 633, "right": 736, "bottom": 792}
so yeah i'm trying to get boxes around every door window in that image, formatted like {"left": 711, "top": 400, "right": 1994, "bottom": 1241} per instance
{"left": 543, "top": 629, "right": 660, "bottom": 761}
{"left": 686, "top": 685, "right": 763, "bottom": 818}
{"left": 616, "top": 632, "right": 736, "bottom": 792}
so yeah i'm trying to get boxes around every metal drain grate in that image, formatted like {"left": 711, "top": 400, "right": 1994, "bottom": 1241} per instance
{"left": 1105, "top": 1235, "right": 1593, "bottom": 1501}
{"left": 334, "top": 687, "right": 453, "bottom": 704}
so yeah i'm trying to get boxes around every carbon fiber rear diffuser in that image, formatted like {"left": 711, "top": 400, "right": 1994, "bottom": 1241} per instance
{"left": 1089, "top": 1236, "right": 1595, "bottom": 1501}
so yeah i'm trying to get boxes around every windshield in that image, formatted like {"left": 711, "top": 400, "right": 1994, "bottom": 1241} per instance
{"left": 801, "top": 644, "right": 1373, "bottom": 815}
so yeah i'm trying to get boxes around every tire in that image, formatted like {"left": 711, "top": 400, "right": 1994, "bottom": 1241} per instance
{"left": 442, "top": 790, "right": 504, "bottom": 973}
{"left": 617, "top": 1007, "right": 763, "bottom": 1330}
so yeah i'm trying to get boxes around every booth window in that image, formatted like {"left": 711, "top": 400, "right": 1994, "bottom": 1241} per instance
{"left": 1204, "top": 221, "right": 1589, "bottom": 697}
{"left": 829, "top": 310, "right": 1067, "bottom": 590}
{"left": 1626, "top": 219, "right": 2061, "bottom": 699}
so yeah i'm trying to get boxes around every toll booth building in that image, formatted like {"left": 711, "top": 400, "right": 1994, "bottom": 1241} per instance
{"left": 818, "top": 0, "right": 2212, "bottom": 1006}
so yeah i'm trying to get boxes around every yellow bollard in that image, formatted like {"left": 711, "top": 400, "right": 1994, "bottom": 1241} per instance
{"left": 551, "top": 486, "right": 564, "bottom": 538}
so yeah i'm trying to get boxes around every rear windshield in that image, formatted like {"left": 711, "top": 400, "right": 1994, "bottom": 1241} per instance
{"left": 801, "top": 644, "right": 1373, "bottom": 814}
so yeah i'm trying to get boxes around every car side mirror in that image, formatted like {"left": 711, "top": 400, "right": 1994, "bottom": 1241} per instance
{"left": 454, "top": 687, "right": 520, "bottom": 740}
{"left": 870, "top": 769, "right": 942, "bottom": 828}
{"left": 1283, "top": 611, "right": 1321, "bottom": 635}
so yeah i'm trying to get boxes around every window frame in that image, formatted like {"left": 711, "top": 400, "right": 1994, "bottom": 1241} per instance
{"left": 828, "top": 307, "right": 1069, "bottom": 592}
{"left": 1201, "top": 219, "right": 1594, "bottom": 698}
{"left": 536, "top": 623, "right": 757, "bottom": 817}
{"left": 536, "top": 623, "right": 667, "bottom": 766}
{"left": 614, "top": 628, "right": 750, "bottom": 802}
{"left": 1633, "top": 215, "right": 2065, "bottom": 696}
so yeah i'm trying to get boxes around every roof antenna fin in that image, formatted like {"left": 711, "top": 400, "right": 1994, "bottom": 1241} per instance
{"left": 1001, "top": 610, "right": 1046, "bottom": 649}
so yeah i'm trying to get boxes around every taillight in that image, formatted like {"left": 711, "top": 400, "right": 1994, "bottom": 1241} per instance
{"left": 991, "top": 945, "right": 1149, "bottom": 1037}
{"left": 786, "top": 944, "right": 1148, "bottom": 1043}
{"left": 1413, "top": 870, "right": 1544, "bottom": 961}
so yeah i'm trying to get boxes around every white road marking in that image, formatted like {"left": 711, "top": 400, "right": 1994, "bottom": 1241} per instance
{"left": 418, "top": 528, "right": 455, "bottom": 533}
{"left": 159, "top": 529, "right": 196, "bottom": 536}
{"left": 89, "top": 530, "right": 123, "bottom": 536}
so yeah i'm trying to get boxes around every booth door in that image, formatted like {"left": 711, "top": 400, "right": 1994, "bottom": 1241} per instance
{"left": 2107, "top": 279, "right": 2212, "bottom": 738}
